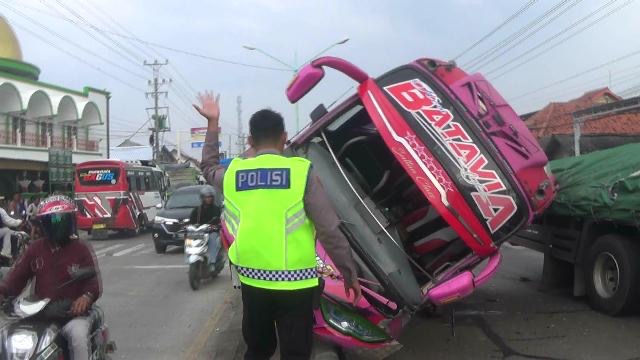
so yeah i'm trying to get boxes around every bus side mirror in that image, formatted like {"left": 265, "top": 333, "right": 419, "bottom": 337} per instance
{"left": 155, "top": 203, "right": 163, "bottom": 209}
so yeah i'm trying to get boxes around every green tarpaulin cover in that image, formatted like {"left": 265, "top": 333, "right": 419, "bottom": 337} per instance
{"left": 548, "top": 143, "right": 640, "bottom": 223}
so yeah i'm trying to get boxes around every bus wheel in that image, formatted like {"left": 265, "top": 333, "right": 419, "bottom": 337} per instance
{"left": 137, "top": 215, "right": 147, "bottom": 233}
{"left": 585, "top": 234, "right": 640, "bottom": 315}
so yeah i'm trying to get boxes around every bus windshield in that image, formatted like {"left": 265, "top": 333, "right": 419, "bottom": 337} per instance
{"left": 77, "top": 167, "right": 120, "bottom": 186}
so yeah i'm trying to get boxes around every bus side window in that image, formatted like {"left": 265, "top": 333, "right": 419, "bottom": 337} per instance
{"left": 144, "top": 174, "right": 152, "bottom": 191}
{"left": 153, "top": 172, "right": 163, "bottom": 192}
{"left": 135, "top": 176, "right": 142, "bottom": 192}
{"left": 127, "top": 177, "right": 134, "bottom": 192}
{"left": 150, "top": 173, "right": 159, "bottom": 191}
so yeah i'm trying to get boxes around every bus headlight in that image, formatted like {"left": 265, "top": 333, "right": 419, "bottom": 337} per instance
{"left": 320, "top": 298, "right": 390, "bottom": 343}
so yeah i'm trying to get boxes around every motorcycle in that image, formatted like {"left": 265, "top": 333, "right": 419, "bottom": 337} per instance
{"left": 184, "top": 223, "right": 226, "bottom": 290}
{"left": 0, "top": 268, "right": 116, "bottom": 359}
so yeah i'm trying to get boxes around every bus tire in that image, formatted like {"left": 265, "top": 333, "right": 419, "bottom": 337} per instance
{"left": 138, "top": 215, "right": 147, "bottom": 233}
{"left": 585, "top": 234, "right": 640, "bottom": 316}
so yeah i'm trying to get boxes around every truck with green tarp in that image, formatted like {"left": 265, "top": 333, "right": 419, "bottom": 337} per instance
{"left": 512, "top": 143, "right": 640, "bottom": 316}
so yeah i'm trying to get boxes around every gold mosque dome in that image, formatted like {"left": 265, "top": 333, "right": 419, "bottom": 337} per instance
{"left": 0, "top": 15, "right": 40, "bottom": 80}
{"left": 0, "top": 15, "right": 23, "bottom": 61}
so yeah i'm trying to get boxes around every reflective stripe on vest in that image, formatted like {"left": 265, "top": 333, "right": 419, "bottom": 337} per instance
{"left": 223, "top": 154, "right": 318, "bottom": 290}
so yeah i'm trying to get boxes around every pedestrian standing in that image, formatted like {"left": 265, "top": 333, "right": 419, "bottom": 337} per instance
{"left": 195, "top": 92, "right": 362, "bottom": 360}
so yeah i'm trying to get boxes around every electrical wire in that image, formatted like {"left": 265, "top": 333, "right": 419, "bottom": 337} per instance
{"left": 508, "top": 49, "right": 640, "bottom": 103}
{"left": 513, "top": 65, "right": 640, "bottom": 107}
{"left": 0, "top": 1, "right": 147, "bottom": 81}
{"left": 453, "top": 0, "right": 538, "bottom": 60}
{"left": 464, "top": 0, "right": 573, "bottom": 68}
{"left": 45, "top": 0, "right": 145, "bottom": 68}
{"left": 469, "top": 0, "right": 582, "bottom": 71}
{"left": 11, "top": 1, "right": 289, "bottom": 72}
{"left": 488, "top": 0, "right": 633, "bottom": 79}
{"left": 7, "top": 20, "right": 145, "bottom": 92}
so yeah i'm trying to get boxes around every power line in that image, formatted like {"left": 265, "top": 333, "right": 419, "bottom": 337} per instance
{"left": 45, "top": 0, "right": 144, "bottom": 68}
{"left": 13, "top": 2, "right": 289, "bottom": 72}
{"left": 513, "top": 65, "right": 640, "bottom": 107}
{"left": 7, "top": 20, "right": 145, "bottom": 92}
{"left": 508, "top": 47, "right": 640, "bottom": 102}
{"left": 123, "top": 119, "right": 152, "bottom": 142}
{"left": 464, "top": 0, "right": 574, "bottom": 68}
{"left": 72, "top": 0, "right": 147, "bottom": 63}
{"left": 470, "top": 0, "right": 582, "bottom": 71}
{"left": 453, "top": 0, "right": 538, "bottom": 60}
{"left": 79, "top": 1, "right": 155, "bottom": 61}
{"left": 79, "top": 1, "right": 200, "bottom": 98}
{"left": 488, "top": 0, "right": 633, "bottom": 79}
{"left": 0, "top": 1, "right": 147, "bottom": 81}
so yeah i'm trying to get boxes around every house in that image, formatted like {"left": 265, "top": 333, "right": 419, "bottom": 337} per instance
{"left": 523, "top": 88, "right": 640, "bottom": 159}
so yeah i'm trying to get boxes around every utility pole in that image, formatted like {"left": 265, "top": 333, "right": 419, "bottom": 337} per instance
{"left": 227, "top": 134, "right": 232, "bottom": 158}
{"left": 236, "top": 96, "right": 246, "bottom": 154}
{"left": 144, "top": 59, "right": 170, "bottom": 163}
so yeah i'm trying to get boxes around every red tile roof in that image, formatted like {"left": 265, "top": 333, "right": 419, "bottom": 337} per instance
{"left": 524, "top": 88, "right": 640, "bottom": 138}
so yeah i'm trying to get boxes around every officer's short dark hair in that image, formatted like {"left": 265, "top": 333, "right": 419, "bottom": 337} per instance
{"left": 249, "top": 109, "right": 285, "bottom": 146}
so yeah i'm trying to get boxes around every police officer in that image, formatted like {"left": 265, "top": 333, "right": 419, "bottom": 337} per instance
{"left": 195, "top": 91, "right": 361, "bottom": 360}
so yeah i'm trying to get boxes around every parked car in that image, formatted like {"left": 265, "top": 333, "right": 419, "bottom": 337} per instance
{"left": 152, "top": 185, "right": 213, "bottom": 253}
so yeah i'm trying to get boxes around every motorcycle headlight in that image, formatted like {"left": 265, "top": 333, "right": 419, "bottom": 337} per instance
{"left": 185, "top": 238, "right": 205, "bottom": 247}
{"left": 154, "top": 216, "right": 178, "bottom": 224}
{"left": 8, "top": 330, "right": 37, "bottom": 359}
{"left": 320, "top": 298, "right": 390, "bottom": 343}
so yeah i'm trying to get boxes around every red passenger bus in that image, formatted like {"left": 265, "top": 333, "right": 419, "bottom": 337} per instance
{"left": 75, "top": 160, "right": 167, "bottom": 236}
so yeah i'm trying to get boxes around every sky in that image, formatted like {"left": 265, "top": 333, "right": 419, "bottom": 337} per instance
{"left": 2, "top": 0, "right": 640, "bottom": 160}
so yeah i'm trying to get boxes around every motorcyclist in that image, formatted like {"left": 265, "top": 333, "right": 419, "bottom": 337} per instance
{"left": 189, "top": 186, "right": 222, "bottom": 263}
{"left": 189, "top": 185, "right": 221, "bottom": 225}
{"left": 0, "top": 195, "right": 102, "bottom": 360}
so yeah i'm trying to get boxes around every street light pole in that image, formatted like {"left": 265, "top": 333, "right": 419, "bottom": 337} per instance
{"left": 243, "top": 37, "right": 350, "bottom": 132}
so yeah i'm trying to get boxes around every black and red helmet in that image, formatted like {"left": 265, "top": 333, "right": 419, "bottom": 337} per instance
{"left": 36, "top": 195, "right": 77, "bottom": 246}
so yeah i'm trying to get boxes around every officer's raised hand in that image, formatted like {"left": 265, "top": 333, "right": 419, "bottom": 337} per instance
{"left": 193, "top": 91, "right": 221, "bottom": 130}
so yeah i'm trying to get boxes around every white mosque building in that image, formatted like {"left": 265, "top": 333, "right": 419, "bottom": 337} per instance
{"left": 0, "top": 15, "right": 110, "bottom": 196}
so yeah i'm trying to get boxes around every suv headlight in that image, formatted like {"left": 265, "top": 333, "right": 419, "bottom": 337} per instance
{"left": 154, "top": 216, "right": 178, "bottom": 224}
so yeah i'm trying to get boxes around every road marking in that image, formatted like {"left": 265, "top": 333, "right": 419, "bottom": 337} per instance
{"left": 133, "top": 247, "right": 155, "bottom": 256}
{"left": 94, "top": 244, "right": 125, "bottom": 256}
{"left": 183, "top": 287, "right": 235, "bottom": 360}
{"left": 122, "top": 265, "right": 188, "bottom": 269}
{"left": 112, "top": 244, "right": 145, "bottom": 256}
{"left": 90, "top": 243, "right": 108, "bottom": 250}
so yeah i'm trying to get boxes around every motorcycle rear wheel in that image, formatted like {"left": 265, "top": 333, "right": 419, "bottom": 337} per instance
{"left": 189, "top": 262, "right": 201, "bottom": 290}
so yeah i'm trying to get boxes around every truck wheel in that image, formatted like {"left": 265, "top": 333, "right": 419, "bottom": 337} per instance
{"left": 585, "top": 234, "right": 640, "bottom": 315}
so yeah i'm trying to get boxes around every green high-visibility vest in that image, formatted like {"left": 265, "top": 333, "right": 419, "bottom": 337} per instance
{"left": 223, "top": 154, "right": 318, "bottom": 290}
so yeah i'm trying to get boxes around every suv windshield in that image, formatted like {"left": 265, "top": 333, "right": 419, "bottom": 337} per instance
{"left": 165, "top": 190, "right": 201, "bottom": 209}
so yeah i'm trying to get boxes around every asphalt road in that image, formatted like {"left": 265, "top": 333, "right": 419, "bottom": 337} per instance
{"left": 86, "top": 231, "right": 240, "bottom": 360}
{"left": 390, "top": 244, "right": 640, "bottom": 360}
{"left": 89, "top": 233, "right": 640, "bottom": 360}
